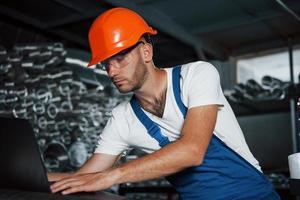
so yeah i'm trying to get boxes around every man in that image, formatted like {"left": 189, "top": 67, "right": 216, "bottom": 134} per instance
{"left": 50, "top": 7, "right": 280, "bottom": 199}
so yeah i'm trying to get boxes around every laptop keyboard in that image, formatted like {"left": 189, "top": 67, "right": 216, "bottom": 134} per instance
{"left": 0, "top": 189, "right": 126, "bottom": 200}
{"left": 0, "top": 189, "right": 64, "bottom": 200}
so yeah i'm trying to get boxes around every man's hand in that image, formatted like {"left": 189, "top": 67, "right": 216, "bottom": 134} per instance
{"left": 47, "top": 172, "right": 72, "bottom": 182}
{"left": 49, "top": 153, "right": 119, "bottom": 194}
{"left": 50, "top": 170, "right": 118, "bottom": 195}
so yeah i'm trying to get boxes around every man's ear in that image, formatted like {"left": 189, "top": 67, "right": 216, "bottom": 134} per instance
{"left": 142, "top": 43, "right": 153, "bottom": 63}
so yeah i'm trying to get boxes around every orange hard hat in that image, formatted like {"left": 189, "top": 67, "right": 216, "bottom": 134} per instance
{"left": 87, "top": 7, "right": 157, "bottom": 67}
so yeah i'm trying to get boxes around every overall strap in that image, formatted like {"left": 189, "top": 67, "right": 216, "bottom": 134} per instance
{"left": 130, "top": 97, "right": 170, "bottom": 147}
{"left": 172, "top": 66, "right": 187, "bottom": 118}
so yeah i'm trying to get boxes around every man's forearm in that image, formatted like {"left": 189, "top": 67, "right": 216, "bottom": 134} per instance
{"left": 112, "top": 139, "right": 200, "bottom": 185}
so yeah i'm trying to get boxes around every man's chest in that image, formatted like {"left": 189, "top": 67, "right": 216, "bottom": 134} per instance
{"left": 128, "top": 97, "right": 185, "bottom": 145}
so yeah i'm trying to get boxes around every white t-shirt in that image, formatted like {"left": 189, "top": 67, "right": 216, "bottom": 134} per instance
{"left": 95, "top": 61, "right": 261, "bottom": 171}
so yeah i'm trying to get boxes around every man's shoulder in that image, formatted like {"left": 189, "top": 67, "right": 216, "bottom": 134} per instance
{"left": 111, "top": 99, "right": 132, "bottom": 116}
{"left": 179, "top": 61, "right": 219, "bottom": 79}
{"left": 181, "top": 61, "right": 217, "bottom": 72}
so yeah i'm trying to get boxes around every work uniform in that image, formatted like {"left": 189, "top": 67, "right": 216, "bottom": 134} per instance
{"left": 95, "top": 61, "right": 280, "bottom": 199}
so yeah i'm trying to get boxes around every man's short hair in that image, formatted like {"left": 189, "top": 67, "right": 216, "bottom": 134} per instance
{"left": 142, "top": 33, "right": 153, "bottom": 46}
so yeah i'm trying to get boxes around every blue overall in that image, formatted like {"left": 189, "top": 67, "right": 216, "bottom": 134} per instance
{"left": 130, "top": 66, "right": 280, "bottom": 200}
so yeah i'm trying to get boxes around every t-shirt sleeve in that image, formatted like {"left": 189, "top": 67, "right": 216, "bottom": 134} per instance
{"left": 94, "top": 105, "right": 130, "bottom": 155}
{"left": 183, "top": 62, "right": 224, "bottom": 108}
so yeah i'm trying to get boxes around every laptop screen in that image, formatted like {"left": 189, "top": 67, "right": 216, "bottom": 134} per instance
{"left": 0, "top": 117, "right": 51, "bottom": 192}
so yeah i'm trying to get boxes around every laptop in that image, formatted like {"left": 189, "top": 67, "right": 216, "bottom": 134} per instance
{"left": 0, "top": 117, "right": 50, "bottom": 192}
{"left": 0, "top": 117, "right": 126, "bottom": 200}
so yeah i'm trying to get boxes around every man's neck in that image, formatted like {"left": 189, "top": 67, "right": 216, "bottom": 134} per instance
{"left": 134, "top": 68, "right": 167, "bottom": 117}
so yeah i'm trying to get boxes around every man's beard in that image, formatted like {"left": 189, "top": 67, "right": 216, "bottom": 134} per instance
{"left": 114, "top": 66, "right": 148, "bottom": 93}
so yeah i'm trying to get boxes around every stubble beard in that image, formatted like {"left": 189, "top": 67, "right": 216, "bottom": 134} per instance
{"left": 116, "top": 65, "right": 149, "bottom": 94}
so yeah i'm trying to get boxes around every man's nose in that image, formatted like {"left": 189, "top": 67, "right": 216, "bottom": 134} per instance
{"left": 107, "top": 62, "right": 120, "bottom": 78}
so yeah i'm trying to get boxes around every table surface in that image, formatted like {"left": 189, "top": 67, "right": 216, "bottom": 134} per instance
{"left": 0, "top": 188, "right": 127, "bottom": 200}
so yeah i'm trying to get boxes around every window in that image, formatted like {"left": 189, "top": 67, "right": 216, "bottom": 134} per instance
{"left": 237, "top": 49, "right": 300, "bottom": 84}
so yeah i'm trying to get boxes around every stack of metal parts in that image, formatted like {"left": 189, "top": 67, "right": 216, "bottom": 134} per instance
{"left": 266, "top": 173, "right": 289, "bottom": 190}
{"left": 125, "top": 192, "right": 178, "bottom": 200}
{"left": 228, "top": 77, "right": 290, "bottom": 103}
{"left": 0, "top": 43, "right": 129, "bottom": 172}
{"left": 122, "top": 180, "right": 178, "bottom": 200}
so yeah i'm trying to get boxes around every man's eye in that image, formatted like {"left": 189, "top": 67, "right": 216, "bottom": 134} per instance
{"left": 115, "top": 55, "right": 125, "bottom": 62}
